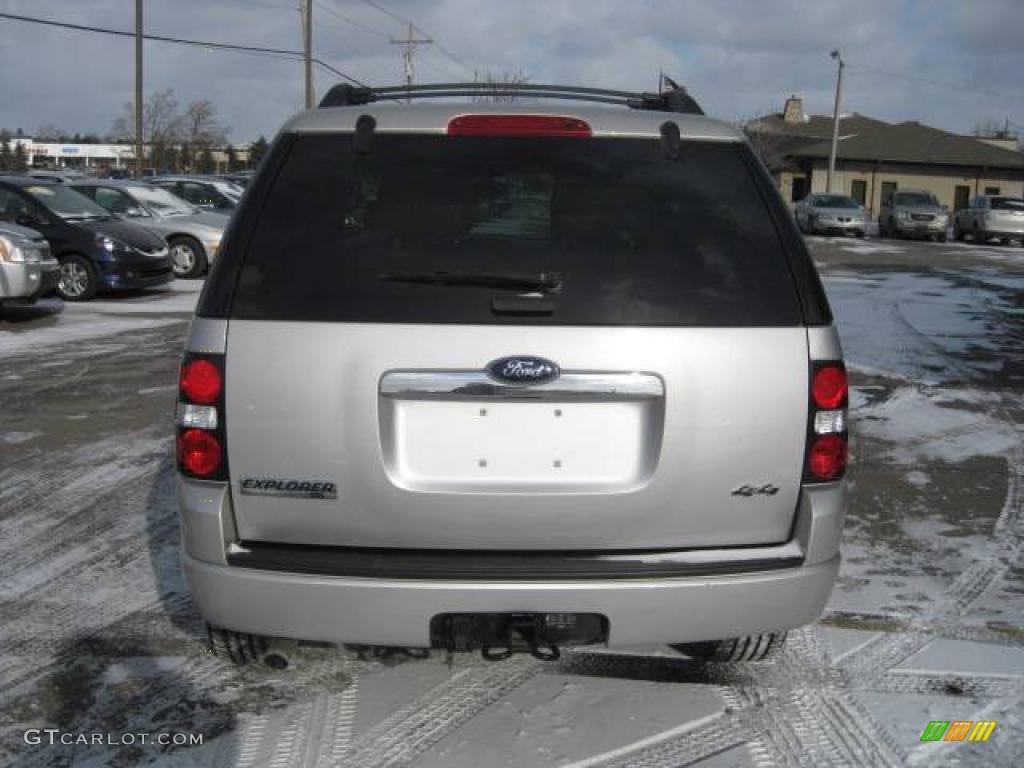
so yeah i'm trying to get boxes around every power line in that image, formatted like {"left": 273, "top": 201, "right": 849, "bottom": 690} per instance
{"left": 353, "top": 0, "right": 475, "bottom": 77}
{"left": 847, "top": 66, "right": 1024, "bottom": 102}
{"left": 315, "top": 1, "right": 390, "bottom": 39}
{"left": 0, "top": 10, "right": 368, "bottom": 86}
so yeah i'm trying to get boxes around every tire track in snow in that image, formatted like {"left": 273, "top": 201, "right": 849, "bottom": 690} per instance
{"left": 562, "top": 627, "right": 902, "bottom": 768}
{"left": 838, "top": 454, "right": 1023, "bottom": 683}
{"left": 335, "top": 657, "right": 541, "bottom": 768}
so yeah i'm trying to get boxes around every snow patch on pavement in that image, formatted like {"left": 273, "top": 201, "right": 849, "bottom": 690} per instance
{"left": 856, "top": 386, "right": 1020, "bottom": 464}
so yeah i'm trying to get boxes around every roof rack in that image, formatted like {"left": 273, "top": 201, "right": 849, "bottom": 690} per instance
{"left": 318, "top": 82, "right": 703, "bottom": 116}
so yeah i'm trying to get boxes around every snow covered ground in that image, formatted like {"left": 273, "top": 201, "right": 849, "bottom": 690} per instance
{"left": 1, "top": 239, "right": 1022, "bottom": 767}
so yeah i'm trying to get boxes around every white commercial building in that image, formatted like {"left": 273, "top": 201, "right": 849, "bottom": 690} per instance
{"left": 12, "top": 138, "right": 135, "bottom": 169}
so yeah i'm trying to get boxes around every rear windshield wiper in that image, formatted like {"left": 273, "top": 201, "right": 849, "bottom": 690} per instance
{"left": 377, "top": 270, "right": 564, "bottom": 295}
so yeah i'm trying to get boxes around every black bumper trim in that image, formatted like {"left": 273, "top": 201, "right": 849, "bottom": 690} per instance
{"left": 227, "top": 542, "right": 804, "bottom": 580}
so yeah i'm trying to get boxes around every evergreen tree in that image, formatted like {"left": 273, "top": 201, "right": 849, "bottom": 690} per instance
{"left": 13, "top": 142, "right": 28, "bottom": 172}
{"left": 198, "top": 147, "right": 215, "bottom": 174}
{"left": 0, "top": 134, "right": 13, "bottom": 172}
{"left": 248, "top": 136, "right": 269, "bottom": 168}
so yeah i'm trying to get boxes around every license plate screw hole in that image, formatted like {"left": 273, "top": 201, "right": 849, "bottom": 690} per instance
{"left": 554, "top": 409, "right": 562, "bottom": 417}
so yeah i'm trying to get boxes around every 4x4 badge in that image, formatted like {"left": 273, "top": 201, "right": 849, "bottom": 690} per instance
{"left": 731, "top": 484, "right": 779, "bottom": 497}
{"left": 486, "top": 356, "right": 560, "bottom": 386}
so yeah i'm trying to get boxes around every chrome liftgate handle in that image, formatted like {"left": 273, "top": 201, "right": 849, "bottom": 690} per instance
{"left": 379, "top": 371, "right": 665, "bottom": 402}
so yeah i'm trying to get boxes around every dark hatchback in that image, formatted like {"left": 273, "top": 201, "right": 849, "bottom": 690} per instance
{"left": 0, "top": 176, "right": 173, "bottom": 301}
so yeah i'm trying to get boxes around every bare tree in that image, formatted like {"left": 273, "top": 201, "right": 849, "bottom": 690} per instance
{"left": 109, "top": 91, "right": 230, "bottom": 171}
{"left": 183, "top": 100, "right": 227, "bottom": 167}
{"left": 973, "top": 118, "right": 1012, "bottom": 139}
{"left": 35, "top": 124, "right": 67, "bottom": 142}
{"left": 110, "top": 89, "right": 184, "bottom": 169}
{"left": 472, "top": 69, "right": 529, "bottom": 103}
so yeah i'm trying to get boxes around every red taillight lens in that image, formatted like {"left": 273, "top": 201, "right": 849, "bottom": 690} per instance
{"left": 447, "top": 114, "right": 592, "bottom": 138}
{"left": 812, "top": 365, "right": 847, "bottom": 410}
{"left": 180, "top": 359, "right": 222, "bottom": 404}
{"left": 808, "top": 434, "right": 847, "bottom": 480}
{"left": 177, "top": 428, "right": 222, "bottom": 477}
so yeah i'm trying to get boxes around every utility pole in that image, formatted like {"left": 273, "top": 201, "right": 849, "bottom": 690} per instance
{"left": 827, "top": 49, "right": 844, "bottom": 194}
{"left": 391, "top": 23, "right": 432, "bottom": 97}
{"left": 135, "top": 0, "right": 143, "bottom": 177}
{"left": 301, "top": 0, "right": 313, "bottom": 108}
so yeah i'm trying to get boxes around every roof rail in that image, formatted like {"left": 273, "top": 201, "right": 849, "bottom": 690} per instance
{"left": 318, "top": 82, "right": 703, "bottom": 116}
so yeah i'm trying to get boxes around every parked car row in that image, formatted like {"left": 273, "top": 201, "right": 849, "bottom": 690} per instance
{"left": 795, "top": 189, "right": 1024, "bottom": 246}
{"left": 0, "top": 173, "right": 231, "bottom": 305}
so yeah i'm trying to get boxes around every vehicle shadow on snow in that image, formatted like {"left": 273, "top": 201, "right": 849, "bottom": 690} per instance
{"left": 7, "top": 457, "right": 238, "bottom": 767}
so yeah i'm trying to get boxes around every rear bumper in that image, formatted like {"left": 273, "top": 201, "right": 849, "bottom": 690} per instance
{"left": 178, "top": 475, "right": 846, "bottom": 647}
{"left": 184, "top": 551, "right": 838, "bottom": 647}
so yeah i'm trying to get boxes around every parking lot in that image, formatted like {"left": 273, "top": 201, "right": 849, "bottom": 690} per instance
{"left": 1, "top": 235, "right": 1022, "bottom": 767}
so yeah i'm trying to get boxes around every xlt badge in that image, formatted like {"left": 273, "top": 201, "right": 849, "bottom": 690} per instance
{"left": 240, "top": 478, "right": 337, "bottom": 500}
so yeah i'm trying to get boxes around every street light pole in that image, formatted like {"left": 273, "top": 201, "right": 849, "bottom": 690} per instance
{"left": 135, "top": 0, "right": 143, "bottom": 177}
{"left": 302, "top": 0, "right": 313, "bottom": 109}
{"left": 827, "top": 49, "right": 844, "bottom": 194}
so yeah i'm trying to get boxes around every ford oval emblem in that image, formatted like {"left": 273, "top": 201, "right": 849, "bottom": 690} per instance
{"left": 486, "top": 356, "right": 560, "bottom": 386}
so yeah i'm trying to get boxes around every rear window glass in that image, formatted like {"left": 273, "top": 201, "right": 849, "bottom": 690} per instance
{"left": 991, "top": 197, "right": 1024, "bottom": 211}
{"left": 231, "top": 133, "right": 801, "bottom": 326}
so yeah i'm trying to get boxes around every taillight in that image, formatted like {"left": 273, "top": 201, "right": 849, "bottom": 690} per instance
{"left": 804, "top": 361, "right": 848, "bottom": 483}
{"left": 177, "top": 353, "right": 228, "bottom": 481}
{"left": 179, "top": 359, "right": 222, "bottom": 404}
{"left": 812, "top": 365, "right": 847, "bottom": 409}
{"left": 177, "top": 428, "right": 222, "bottom": 476}
{"left": 808, "top": 434, "right": 846, "bottom": 480}
{"left": 446, "top": 114, "right": 592, "bottom": 138}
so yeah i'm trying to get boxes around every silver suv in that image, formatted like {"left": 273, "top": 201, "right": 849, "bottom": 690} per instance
{"left": 177, "top": 84, "right": 848, "bottom": 664}
{"left": 879, "top": 189, "right": 949, "bottom": 241}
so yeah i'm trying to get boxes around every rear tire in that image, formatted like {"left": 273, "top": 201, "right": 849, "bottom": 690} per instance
{"left": 673, "top": 632, "right": 786, "bottom": 662}
{"left": 207, "top": 624, "right": 270, "bottom": 666}
{"left": 169, "top": 236, "right": 207, "bottom": 279}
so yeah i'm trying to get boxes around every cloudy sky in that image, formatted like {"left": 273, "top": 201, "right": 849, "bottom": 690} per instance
{"left": 1, "top": 0, "right": 1022, "bottom": 143}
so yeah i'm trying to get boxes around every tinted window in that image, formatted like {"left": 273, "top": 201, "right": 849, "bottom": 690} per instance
{"left": 231, "top": 134, "right": 802, "bottom": 326}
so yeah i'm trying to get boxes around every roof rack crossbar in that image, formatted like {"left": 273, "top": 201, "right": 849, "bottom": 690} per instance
{"left": 371, "top": 82, "right": 641, "bottom": 100}
{"left": 374, "top": 90, "right": 633, "bottom": 107}
{"left": 319, "top": 82, "right": 703, "bottom": 115}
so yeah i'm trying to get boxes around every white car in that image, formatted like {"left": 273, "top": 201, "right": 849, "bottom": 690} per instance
{"left": 953, "top": 195, "right": 1024, "bottom": 245}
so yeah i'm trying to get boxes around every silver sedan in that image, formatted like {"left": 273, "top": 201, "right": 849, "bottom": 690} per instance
{"left": 794, "top": 194, "right": 866, "bottom": 237}
{"left": 0, "top": 222, "right": 59, "bottom": 304}
{"left": 70, "top": 180, "right": 228, "bottom": 279}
